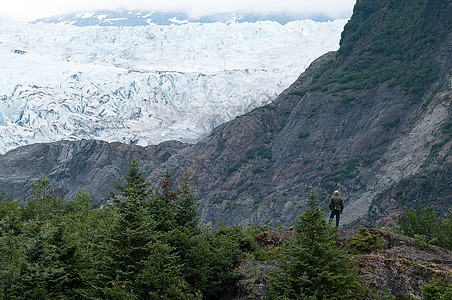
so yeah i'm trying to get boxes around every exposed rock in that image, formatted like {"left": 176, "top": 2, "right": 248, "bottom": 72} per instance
{"left": 341, "top": 229, "right": 452, "bottom": 298}
{"left": 224, "top": 228, "right": 452, "bottom": 299}
{"left": 253, "top": 228, "right": 295, "bottom": 249}
{"left": 0, "top": 139, "right": 189, "bottom": 203}
{"left": 144, "top": 0, "right": 452, "bottom": 226}
{"left": 363, "top": 164, "right": 452, "bottom": 226}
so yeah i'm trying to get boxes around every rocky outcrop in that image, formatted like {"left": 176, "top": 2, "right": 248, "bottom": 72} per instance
{"left": 143, "top": 0, "right": 452, "bottom": 226}
{"left": 224, "top": 228, "right": 452, "bottom": 299}
{"left": 363, "top": 163, "right": 452, "bottom": 226}
{"left": 348, "top": 229, "right": 452, "bottom": 298}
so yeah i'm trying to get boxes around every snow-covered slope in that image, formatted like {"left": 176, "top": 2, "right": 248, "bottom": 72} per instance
{"left": 0, "top": 18, "right": 347, "bottom": 154}
{"left": 33, "top": 10, "right": 330, "bottom": 26}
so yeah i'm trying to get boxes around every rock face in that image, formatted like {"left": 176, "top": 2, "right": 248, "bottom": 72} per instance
{"left": 0, "top": 0, "right": 451, "bottom": 228}
{"left": 0, "top": 139, "right": 189, "bottom": 202}
{"left": 363, "top": 165, "right": 452, "bottom": 226}
{"left": 144, "top": 0, "right": 452, "bottom": 226}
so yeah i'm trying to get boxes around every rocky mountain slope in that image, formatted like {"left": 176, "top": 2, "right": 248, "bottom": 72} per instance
{"left": 0, "top": 139, "right": 188, "bottom": 202}
{"left": 146, "top": 0, "right": 452, "bottom": 226}
{"left": 0, "top": 0, "right": 451, "bottom": 227}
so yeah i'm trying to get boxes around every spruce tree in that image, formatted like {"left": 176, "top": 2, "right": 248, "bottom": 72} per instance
{"left": 265, "top": 191, "right": 362, "bottom": 299}
{"left": 173, "top": 170, "right": 199, "bottom": 230}
{"left": 105, "top": 160, "right": 154, "bottom": 297}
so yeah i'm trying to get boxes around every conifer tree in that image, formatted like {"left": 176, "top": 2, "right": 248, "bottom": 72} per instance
{"left": 6, "top": 178, "right": 84, "bottom": 299}
{"left": 105, "top": 160, "right": 153, "bottom": 295}
{"left": 265, "top": 191, "right": 362, "bottom": 299}
{"left": 23, "top": 176, "right": 63, "bottom": 223}
{"left": 173, "top": 170, "right": 199, "bottom": 230}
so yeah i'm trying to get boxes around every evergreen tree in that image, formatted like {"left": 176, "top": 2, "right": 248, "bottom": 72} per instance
{"left": 23, "top": 176, "right": 64, "bottom": 223}
{"left": 173, "top": 170, "right": 199, "bottom": 230}
{"left": 148, "top": 170, "right": 178, "bottom": 233}
{"left": 5, "top": 178, "right": 85, "bottom": 299}
{"left": 265, "top": 191, "right": 362, "bottom": 299}
{"left": 399, "top": 205, "right": 452, "bottom": 250}
{"left": 105, "top": 160, "right": 154, "bottom": 296}
{"left": 183, "top": 225, "right": 243, "bottom": 299}
{"left": 137, "top": 240, "right": 199, "bottom": 299}
{"left": 0, "top": 193, "right": 23, "bottom": 297}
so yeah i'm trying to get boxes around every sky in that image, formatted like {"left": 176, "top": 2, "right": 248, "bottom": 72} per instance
{"left": 1, "top": 0, "right": 356, "bottom": 22}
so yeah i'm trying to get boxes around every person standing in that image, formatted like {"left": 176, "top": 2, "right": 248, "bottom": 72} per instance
{"left": 329, "top": 190, "right": 344, "bottom": 227}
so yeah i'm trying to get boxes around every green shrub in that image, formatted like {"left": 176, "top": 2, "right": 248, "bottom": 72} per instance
{"left": 252, "top": 166, "right": 265, "bottom": 174}
{"left": 265, "top": 191, "right": 363, "bottom": 299}
{"left": 257, "top": 146, "right": 272, "bottom": 160}
{"left": 413, "top": 234, "right": 430, "bottom": 250}
{"left": 383, "top": 118, "right": 400, "bottom": 129}
{"left": 323, "top": 158, "right": 361, "bottom": 183}
{"left": 421, "top": 276, "right": 452, "bottom": 300}
{"left": 442, "top": 119, "right": 452, "bottom": 134}
{"left": 398, "top": 205, "right": 452, "bottom": 250}
{"left": 349, "top": 226, "right": 384, "bottom": 254}
{"left": 227, "top": 162, "right": 241, "bottom": 174}
{"left": 298, "top": 131, "right": 311, "bottom": 138}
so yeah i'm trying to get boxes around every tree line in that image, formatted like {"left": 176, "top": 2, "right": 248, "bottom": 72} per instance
{"left": 0, "top": 161, "right": 450, "bottom": 299}
{"left": 0, "top": 161, "right": 257, "bottom": 299}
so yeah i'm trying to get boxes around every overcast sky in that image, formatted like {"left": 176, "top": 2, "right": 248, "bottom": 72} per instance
{"left": 2, "top": 0, "right": 356, "bottom": 21}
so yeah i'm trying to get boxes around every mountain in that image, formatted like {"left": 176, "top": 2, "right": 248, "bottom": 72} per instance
{"left": 0, "top": 17, "right": 346, "bottom": 154}
{"left": 144, "top": 0, "right": 452, "bottom": 226}
{"left": 0, "top": 0, "right": 451, "bottom": 227}
{"left": 32, "top": 10, "right": 336, "bottom": 26}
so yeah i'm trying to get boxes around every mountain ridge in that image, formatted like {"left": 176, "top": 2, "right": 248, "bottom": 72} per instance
{"left": 145, "top": 0, "right": 452, "bottom": 226}
{"left": 32, "top": 9, "right": 340, "bottom": 26}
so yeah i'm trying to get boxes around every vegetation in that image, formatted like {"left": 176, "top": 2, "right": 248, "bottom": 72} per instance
{"left": 265, "top": 191, "right": 363, "bottom": 299}
{"left": 257, "top": 146, "right": 272, "bottom": 160}
{"left": 0, "top": 162, "right": 262, "bottom": 299}
{"left": 298, "top": 131, "right": 311, "bottom": 138}
{"left": 349, "top": 226, "right": 384, "bottom": 254}
{"left": 421, "top": 276, "right": 452, "bottom": 300}
{"left": 292, "top": 0, "right": 451, "bottom": 102}
{"left": 398, "top": 205, "right": 452, "bottom": 250}
{"left": 322, "top": 158, "right": 361, "bottom": 184}
{"left": 0, "top": 163, "right": 450, "bottom": 299}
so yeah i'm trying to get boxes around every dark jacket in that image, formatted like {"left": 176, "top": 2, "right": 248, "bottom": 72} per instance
{"left": 329, "top": 196, "right": 344, "bottom": 213}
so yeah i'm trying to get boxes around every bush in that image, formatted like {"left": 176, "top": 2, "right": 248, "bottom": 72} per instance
{"left": 398, "top": 205, "right": 452, "bottom": 250}
{"left": 421, "top": 276, "right": 452, "bottom": 300}
{"left": 257, "top": 146, "right": 272, "bottom": 160}
{"left": 183, "top": 225, "right": 245, "bottom": 299}
{"left": 298, "top": 131, "right": 311, "bottom": 138}
{"left": 349, "top": 226, "right": 384, "bottom": 254}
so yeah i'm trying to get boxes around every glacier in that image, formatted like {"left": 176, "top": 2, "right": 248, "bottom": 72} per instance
{"left": 0, "top": 18, "right": 347, "bottom": 154}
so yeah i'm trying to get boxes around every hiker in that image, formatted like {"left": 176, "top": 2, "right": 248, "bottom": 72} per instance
{"left": 329, "top": 190, "right": 344, "bottom": 227}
